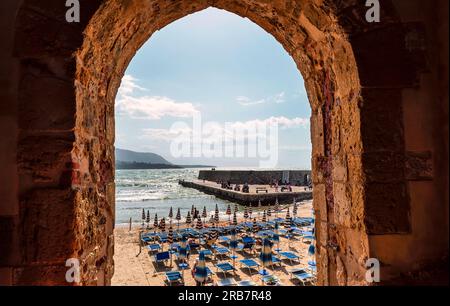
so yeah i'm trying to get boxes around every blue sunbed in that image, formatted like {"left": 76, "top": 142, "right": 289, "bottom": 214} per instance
{"left": 165, "top": 271, "right": 183, "bottom": 286}
{"left": 154, "top": 251, "right": 171, "bottom": 265}
{"left": 214, "top": 247, "right": 230, "bottom": 259}
{"left": 219, "top": 236, "right": 230, "bottom": 243}
{"left": 289, "top": 268, "right": 314, "bottom": 285}
{"left": 217, "top": 278, "right": 238, "bottom": 286}
{"left": 279, "top": 251, "right": 300, "bottom": 264}
{"left": 215, "top": 262, "right": 236, "bottom": 276}
{"left": 147, "top": 243, "right": 161, "bottom": 252}
{"left": 239, "top": 259, "right": 260, "bottom": 275}
{"left": 238, "top": 280, "right": 257, "bottom": 286}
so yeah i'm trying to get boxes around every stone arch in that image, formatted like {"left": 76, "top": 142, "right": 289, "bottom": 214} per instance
{"left": 4, "top": 0, "right": 447, "bottom": 285}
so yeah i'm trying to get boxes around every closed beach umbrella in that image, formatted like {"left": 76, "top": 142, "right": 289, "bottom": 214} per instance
{"left": 252, "top": 218, "right": 258, "bottom": 234}
{"left": 243, "top": 207, "right": 249, "bottom": 220}
{"left": 232, "top": 210, "right": 238, "bottom": 226}
{"left": 194, "top": 251, "right": 208, "bottom": 286}
{"left": 168, "top": 224, "right": 174, "bottom": 244}
{"left": 267, "top": 206, "right": 271, "bottom": 220}
{"left": 185, "top": 211, "right": 192, "bottom": 227}
{"left": 175, "top": 207, "right": 181, "bottom": 230}
{"left": 168, "top": 207, "right": 173, "bottom": 220}
{"left": 214, "top": 204, "right": 220, "bottom": 224}
{"left": 272, "top": 222, "right": 280, "bottom": 250}
{"left": 275, "top": 198, "right": 280, "bottom": 217}
{"left": 257, "top": 200, "right": 262, "bottom": 218}
{"left": 226, "top": 204, "right": 232, "bottom": 223}
{"left": 248, "top": 206, "right": 253, "bottom": 218}
{"left": 195, "top": 218, "right": 203, "bottom": 244}
{"left": 168, "top": 224, "right": 174, "bottom": 260}
{"left": 153, "top": 213, "right": 159, "bottom": 232}
{"left": 141, "top": 208, "right": 146, "bottom": 228}
{"left": 285, "top": 208, "right": 292, "bottom": 227}
{"left": 234, "top": 203, "right": 238, "bottom": 214}
{"left": 191, "top": 205, "right": 195, "bottom": 216}
{"left": 202, "top": 206, "right": 207, "bottom": 223}
{"left": 262, "top": 210, "right": 267, "bottom": 223}
{"left": 259, "top": 238, "right": 272, "bottom": 276}
{"left": 179, "top": 236, "right": 187, "bottom": 262}
{"left": 146, "top": 210, "right": 150, "bottom": 229}
{"left": 229, "top": 228, "right": 238, "bottom": 266}
{"left": 293, "top": 200, "right": 298, "bottom": 217}
{"left": 196, "top": 218, "right": 203, "bottom": 231}
{"left": 285, "top": 208, "right": 293, "bottom": 247}
{"left": 159, "top": 218, "right": 166, "bottom": 233}
{"left": 178, "top": 236, "right": 188, "bottom": 278}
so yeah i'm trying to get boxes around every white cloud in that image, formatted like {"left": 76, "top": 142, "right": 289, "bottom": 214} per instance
{"left": 116, "top": 95, "right": 199, "bottom": 120}
{"left": 236, "top": 92, "right": 286, "bottom": 106}
{"left": 279, "top": 144, "right": 312, "bottom": 151}
{"left": 140, "top": 116, "right": 309, "bottom": 143}
{"left": 116, "top": 74, "right": 200, "bottom": 120}
{"left": 118, "top": 75, "right": 147, "bottom": 96}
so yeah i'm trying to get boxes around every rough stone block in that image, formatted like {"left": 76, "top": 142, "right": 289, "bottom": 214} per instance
{"left": 365, "top": 182, "right": 411, "bottom": 234}
{"left": 20, "top": 189, "right": 76, "bottom": 264}
{"left": 360, "top": 88, "right": 405, "bottom": 152}
{"left": 405, "top": 151, "right": 433, "bottom": 181}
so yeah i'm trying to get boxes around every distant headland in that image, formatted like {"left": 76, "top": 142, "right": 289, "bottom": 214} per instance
{"left": 115, "top": 148, "right": 214, "bottom": 169}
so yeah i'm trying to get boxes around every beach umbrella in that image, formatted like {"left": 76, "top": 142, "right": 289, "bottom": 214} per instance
{"left": 195, "top": 218, "right": 203, "bottom": 245}
{"left": 257, "top": 200, "right": 262, "bottom": 218}
{"left": 262, "top": 210, "right": 267, "bottom": 223}
{"left": 168, "top": 224, "right": 174, "bottom": 245}
{"left": 195, "top": 218, "right": 203, "bottom": 231}
{"left": 275, "top": 198, "right": 280, "bottom": 217}
{"left": 229, "top": 228, "right": 238, "bottom": 267}
{"left": 259, "top": 238, "right": 272, "bottom": 276}
{"left": 179, "top": 236, "right": 188, "bottom": 263}
{"left": 141, "top": 209, "right": 146, "bottom": 228}
{"left": 267, "top": 206, "right": 272, "bottom": 221}
{"left": 175, "top": 207, "right": 181, "bottom": 230}
{"left": 285, "top": 208, "right": 293, "bottom": 247}
{"left": 194, "top": 251, "right": 208, "bottom": 286}
{"left": 168, "top": 224, "right": 174, "bottom": 265}
{"left": 234, "top": 203, "right": 238, "bottom": 214}
{"left": 191, "top": 205, "right": 196, "bottom": 216}
{"left": 285, "top": 208, "right": 292, "bottom": 228}
{"left": 232, "top": 210, "right": 238, "bottom": 226}
{"left": 248, "top": 206, "right": 253, "bottom": 218}
{"left": 146, "top": 210, "right": 150, "bottom": 229}
{"left": 226, "top": 204, "right": 232, "bottom": 223}
{"left": 153, "top": 213, "right": 159, "bottom": 232}
{"left": 185, "top": 211, "right": 192, "bottom": 227}
{"left": 293, "top": 200, "right": 298, "bottom": 217}
{"left": 272, "top": 222, "right": 280, "bottom": 252}
{"left": 252, "top": 218, "right": 258, "bottom": 234}
{"left": 159, "top": 218, "right": 166, "bottom": 233}
{"left": 214, "top": 204, "right": 220, "bottom": 224}
{"left": 168, "top": 207, "right": 173, "bottom": 220}
{"left": 202, "top": 206, "right": 207, "bottom": 223}
{"left": 178, "top": 236, "right": 188, "bottom": 279}
{"left": 243, "top": 207, "right": 249, "bottom": 220}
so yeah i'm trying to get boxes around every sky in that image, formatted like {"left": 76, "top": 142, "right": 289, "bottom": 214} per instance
{"left": 115, "top": 8, "right": 311, "bottom": 169}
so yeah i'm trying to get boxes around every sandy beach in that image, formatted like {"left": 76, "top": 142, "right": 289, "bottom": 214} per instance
{"left": 112, "top": 200, "right": 315, "bottom": 286}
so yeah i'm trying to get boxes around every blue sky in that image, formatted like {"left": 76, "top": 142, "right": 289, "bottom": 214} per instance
{"left": 115, "top": 8, "right": 311, "bottom": 169}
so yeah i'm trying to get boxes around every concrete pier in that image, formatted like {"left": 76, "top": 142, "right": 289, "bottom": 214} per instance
{"left": 178, "top": 179, "right": 312, "bottom": 206}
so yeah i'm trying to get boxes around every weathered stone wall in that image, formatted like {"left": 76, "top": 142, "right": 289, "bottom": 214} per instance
{"left": 0, "top": 0, "right": 448, "bottom": 285}
{"left": 198, "top": 170, "right": 311, "bottom": 185}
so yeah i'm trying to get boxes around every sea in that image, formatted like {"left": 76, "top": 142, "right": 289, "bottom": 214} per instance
{"left": 115, "top": 168, "right": 235, "bottom": 225}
